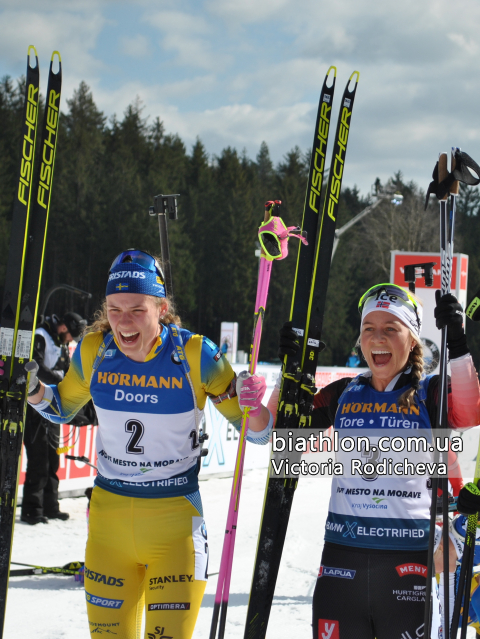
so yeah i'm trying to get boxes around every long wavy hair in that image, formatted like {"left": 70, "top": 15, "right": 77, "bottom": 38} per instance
{"left": 86, "top": 295, "right": 181, "bottom": 334}
{"left": 398, "top": 335, "right": 424, "bottom": 410}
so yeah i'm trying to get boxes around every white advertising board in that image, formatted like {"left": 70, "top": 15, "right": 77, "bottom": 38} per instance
{"left": 219, "top": 322, "right": 238, "bottom": 364}
{"left": 390, "top": 251, "right": 468, "bottom": 374}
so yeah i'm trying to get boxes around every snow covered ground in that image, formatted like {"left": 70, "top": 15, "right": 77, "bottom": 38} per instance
{"left": 5, "top": 468, "right": 477, "bottom": 638}
{"left": 5, "top": 468, "right": 327, "bottom": 638}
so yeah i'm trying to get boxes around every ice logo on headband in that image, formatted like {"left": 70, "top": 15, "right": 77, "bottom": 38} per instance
{"left": 368, "top": 290, "right": 421, "bottom": 334}
{"left": 373, "top": 291, "right": 399, "bottom": 304}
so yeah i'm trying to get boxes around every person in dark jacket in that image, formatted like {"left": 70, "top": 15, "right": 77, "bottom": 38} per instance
{"left": 21, "top": 312, "right": 87, "bottom": 525}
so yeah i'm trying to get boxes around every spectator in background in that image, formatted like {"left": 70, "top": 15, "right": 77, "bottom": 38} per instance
{"left": 21, "top": 312, "right": 87, "bottom": 525}
{"left": 346, "top": 348, "right": 361, "bottom": 367}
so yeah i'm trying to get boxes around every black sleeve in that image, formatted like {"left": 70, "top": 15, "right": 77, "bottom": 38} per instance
{"left": 311, "top": 377, "right": 353, "bottom": 430}
{"left": 425, "top": 374, "right": 452, "bottom": 428}
{"left": 32, "top": 334, "right": 64, "bottom": 385}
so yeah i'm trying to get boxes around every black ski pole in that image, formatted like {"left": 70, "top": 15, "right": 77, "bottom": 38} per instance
{"left": 442, "top": 150, "right": 459, "bottom": 639}
{"left": 423, "top": 152, "right": 454, "bottom": 639}
{"left": 423, "top": 147, "right": 480, "bottom": 637}
{"left": 451, "top": 532, "right": 472, "bottom": 635}
{"left": 149, "top": 194, "right": 179, "bottom": 299}
{"left": 65, "top": 454, "right": 97, "bottom": 471}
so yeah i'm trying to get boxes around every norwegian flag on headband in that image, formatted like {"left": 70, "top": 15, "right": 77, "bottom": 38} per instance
{"left": 376, "top": 301, "right": 390, "bottom": 309}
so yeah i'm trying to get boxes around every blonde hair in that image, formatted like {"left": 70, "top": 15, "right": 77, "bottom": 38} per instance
{"left": 86, "top": 295, "right": 181, "bottom": 334}
{"left": 398, "top": 335, "right": 424, "bottom": 410}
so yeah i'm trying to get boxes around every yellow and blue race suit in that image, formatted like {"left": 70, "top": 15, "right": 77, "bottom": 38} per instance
{"left": 31, "top": 324, "right": 271, "bottom": 639}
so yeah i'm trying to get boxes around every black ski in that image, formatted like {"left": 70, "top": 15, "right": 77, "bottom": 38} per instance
{"left": 9, "top": 561, "right": 84, "bottom": 577}
{"left": 0, "top": 49, "right": 62, "bottom": 635}
{"left": 244, "top": 70, "right": 359, "bottom": 639}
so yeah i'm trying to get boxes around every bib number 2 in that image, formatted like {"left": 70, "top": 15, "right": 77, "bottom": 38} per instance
{"left": 125, "top": 419, "right": 145, "bottom": 454}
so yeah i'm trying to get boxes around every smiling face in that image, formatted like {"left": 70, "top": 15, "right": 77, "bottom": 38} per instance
{"left": 360, "top": 310, "right": 416, "bottom": 391}
{"left": 106, "top": 293, "right": 167, "bottom": 362}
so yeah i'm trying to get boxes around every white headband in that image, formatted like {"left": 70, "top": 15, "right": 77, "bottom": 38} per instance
{"left": 361, "top": 294, "right": 422, "bottom": 337}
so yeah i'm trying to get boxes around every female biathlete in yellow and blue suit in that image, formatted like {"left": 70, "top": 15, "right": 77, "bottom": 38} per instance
{"left": 27, "top": 249, "right": 272, "bottom": 639}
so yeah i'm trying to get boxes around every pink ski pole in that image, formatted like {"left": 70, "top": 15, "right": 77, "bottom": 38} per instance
{"left": 210, "top": 201, "right": 307, "bottom": 639}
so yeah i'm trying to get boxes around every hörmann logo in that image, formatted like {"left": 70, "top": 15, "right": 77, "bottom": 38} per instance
{"left": 341, "top": 403, "right": 420, "bottom": 416}
{"left": 309, "top": 96, "right": 332, "bottom": 214}
{"left": 18, "top": 82, "right": 39, "bottom": 206}
{"left": 97, "top": 372, "right": 182, "bottom": 389}
{"left": 38, "top": 89, "right": 61, "bottom": 209}
{"left": 327, "top": 105, "right": 352, "bottom": 222}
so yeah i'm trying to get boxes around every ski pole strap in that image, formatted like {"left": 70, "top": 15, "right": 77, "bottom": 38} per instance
{"left": 167, "top": 324, "right": 191, "bottom": 376}
{"left": 425, "top": 149, "right": 480, "bottom": 208}
{"left": 209, "top": 376, "right": 237, "bottom": 405}
{"left": 91, "top": 332, "right": 115, "bottom": 382}
{"left": 258, "top": 215, "right": 308, "bottom": 261}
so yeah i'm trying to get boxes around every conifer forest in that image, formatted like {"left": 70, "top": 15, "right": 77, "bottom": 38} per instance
{"left": 2, "top": 76, "right": 480, "bottom": 367}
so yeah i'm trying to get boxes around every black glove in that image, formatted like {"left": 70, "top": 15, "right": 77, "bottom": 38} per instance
{"left": 434, "top": 290, "right": 469, "bottom": 359}
{"left": 456, "top": 483, "right": 480, "bottom": 516}
{"left": 278, "top": 321, "right": 300, "bottom": 358}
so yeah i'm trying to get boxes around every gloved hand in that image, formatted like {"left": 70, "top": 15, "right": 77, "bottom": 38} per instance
{"left": 25, "top": 360, "right": 41, "bottom": 396}
{"left": 434, "top": 290, "right": 469, "bottom": 359}
{"left": 456, "top": 483, "right": 480, "bottom": 516}
{"left": 278, "top": 321, "right": 300, "bottom": 358}
{"left": 236, "top": 371, "right": 267, "bottom": 416}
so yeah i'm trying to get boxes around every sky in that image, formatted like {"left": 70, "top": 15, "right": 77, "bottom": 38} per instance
{"left": 1, "top": 0, "right": 480, "bottom": 197}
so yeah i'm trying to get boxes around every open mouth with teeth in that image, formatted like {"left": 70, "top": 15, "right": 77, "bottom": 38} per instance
{"left": 119, "top": 331, "right": 140, "bottom": 345}
{"left": 371, "top": 350, "right": 392, "bottom": 366}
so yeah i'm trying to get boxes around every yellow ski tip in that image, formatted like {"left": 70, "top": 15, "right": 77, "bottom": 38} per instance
{"left": 27, "top": 45, "right": 38, "bottom": 68}
{"left": 326, "top": 66, "right": 337, "bottom": 78}
{"left": 349, "top": 70, "right": 360, "bottom": 84}
{"left": 51, "top": 50, "right": 62, "bottom": 63}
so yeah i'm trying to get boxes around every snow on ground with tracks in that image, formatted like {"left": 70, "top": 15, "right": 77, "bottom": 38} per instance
{"left": 5, "top": 468, "right": 476, "bottom": 638}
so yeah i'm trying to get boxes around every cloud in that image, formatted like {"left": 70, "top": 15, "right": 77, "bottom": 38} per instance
{"left": 3, "top": 0, "right": 480, "bottom": 197}
{"left": 91, "top": 75, "right": 218, "bottom": 116}
{"left": 0, "top": 8, "right": 107, "bottom": 83}
{"left": 286, "top": 0, "right": 480, "bottom": 69}
{"left": 448, "top": 33, "right": 479, "bottom": 56}
{"left": 88, "top": 75, "right": 314, "bottom": 158}
{"left": 205, "top": 0, "right": 290, "bottom": 24}
{"left": 228, "top": 58, "right": 330, "bottom": 107}
{"left": 145, "top": 10, "right": 226, "bottom": 70}
{"left": 121, "top": 34, "right": 150, "bottom": 58}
